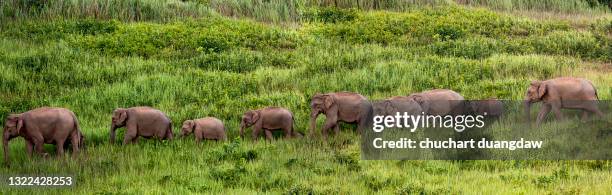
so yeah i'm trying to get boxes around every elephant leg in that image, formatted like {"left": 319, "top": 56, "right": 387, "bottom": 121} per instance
{"left": 284, "top": 124, "right": 293, "bottom": 139}
{"left": 165, "top": 128, "right": 174, "bottom": 140}
{"left": 265, "top": 130, "right": 274, "bottom": 141}
{"left": 252, "top": 127, "right": 262, "bottom": 141}
{"left": 25, "top": 140, "right": 34, "bottom": 158}
{"left": 584, "top": 103, "right": 604, "bottom": 117}
{"left": 56, "top": 139, "right": 66, "bottom": 157}
{"left": 195, "top": 132, "right": 202, "bottom": 144}
{"left": 536, "top": 104, "right": 551, "bottom": 126}
{"left": 131, "top": 136, "right": 140, "bottom": 144}
{"left": 30, "top": 134, "right": 46, "bottom": 157}
{"left": 71, "top": 132, "right": 80, "bottom": 157}
{"left": 333, "top": 124, "right": 340, "bottom": 135}
{"left": 33, "top": 139, "right": 47, "bottom": 158}
{"left": 581, "top": 111, "right": 590, "bottom": 122}
{"left": 322, "top": 120, "right": 337, "bottom": 139}
{"left": 123, "top": 124, "right": 138, "bottom": 145}
{"left": 551, "top": 103, "right": 564, "bottom": 121}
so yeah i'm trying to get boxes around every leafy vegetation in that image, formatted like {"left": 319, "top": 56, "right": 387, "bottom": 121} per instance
{"left": 0, "top": 0, "right": 611, "bottom": 194}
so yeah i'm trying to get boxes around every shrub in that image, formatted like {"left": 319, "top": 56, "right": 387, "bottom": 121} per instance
{"left": 430, "top": 36, "right": 502, "bottom": 59}
{"left": 301, "top": 7, "right": 357, "bottom": 23}
{"left": 525, "top": 31, "right": 602, "bottom": 59}
{"left": 71, "top": 18, "right": 302, "bottom": 58}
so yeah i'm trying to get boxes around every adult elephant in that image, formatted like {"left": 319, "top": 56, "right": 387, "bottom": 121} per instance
{"left": 309, "top": 92, "right": 370, "bottom": 138}
{"left": 525, "top": 77, "right": 602, "bottom": 126}
{"left": 3, "top": 107, "right": 83, "bottom": 165}
{"left": 407, "top": 89, "right": 465, "bottom": 116}
{"left": 240, "top": 107, "right": 294, "bottom": 141}
{"left": 110, "top": 107, "right": 173, "bottom": 144}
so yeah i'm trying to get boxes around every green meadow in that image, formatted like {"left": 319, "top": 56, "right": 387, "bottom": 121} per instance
{"left": 1, "top": 0, "right": 611, "bottom": 194}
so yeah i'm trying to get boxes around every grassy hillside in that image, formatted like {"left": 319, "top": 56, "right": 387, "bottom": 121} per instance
{"left": 1, "top": 0, "right": 611, "bottom": 194}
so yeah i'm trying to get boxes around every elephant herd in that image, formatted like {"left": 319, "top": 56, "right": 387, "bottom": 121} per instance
{"left": 2, "top": 77, "right": 604, "bottom": 164}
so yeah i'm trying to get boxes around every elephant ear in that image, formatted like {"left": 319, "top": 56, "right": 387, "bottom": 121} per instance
{"left": 537, "top": 83, "right": 547, "bottom": 99}
{"left": 384, "top": 101, "right": 395, "bottom": 115}
{"left": 411, "top": 95, "right": 425, "bottom": 105}
{"left": 187, "top": 120, "right": 196, "bottom": 132}
{"left": 118, "top": 109, "right": 128, "bottom": 124}
{"left": 251, "top": 111, "right": 261, "bottom": 123}
{"left": 324, "top": 95, "right": 335, "bottom": 110}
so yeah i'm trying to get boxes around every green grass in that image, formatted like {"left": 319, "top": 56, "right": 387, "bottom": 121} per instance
{"left": 0, "top": 2, "right": 611, "bottom": 194}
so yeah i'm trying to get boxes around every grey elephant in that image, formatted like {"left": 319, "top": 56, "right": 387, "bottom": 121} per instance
{"left": 181, "top": 117, "right": 227, "bottom": 143}
{"left": 525, "top": 77, "right": 602, "bottom": 125}
{"left": 374, "top": 96, "right": 424, "bottom": 116}
{"left": 407, "top": 89, "right": 465, "bottom": 115}
{"left": 309, "top": 92, "right": 370, "bottom": 138}
{"left": 3, "top": 107, "right": 83, "bottom": 165}
{"left": 240, "top": 107, "right": 294, "bottom": 141}
{"left": 110, "top": 107, "right": 173, "bottom": 144}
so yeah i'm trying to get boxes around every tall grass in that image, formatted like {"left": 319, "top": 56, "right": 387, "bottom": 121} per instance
{"left": 0, "top": 0, "right": 216, "bottom": 22}
{"left": 459, "top": 0, "right": 610, "bottom": 14}
{"left": 1, "top": 0, "right": 609, "bottom": 23}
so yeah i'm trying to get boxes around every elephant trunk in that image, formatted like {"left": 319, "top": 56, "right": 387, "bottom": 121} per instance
{"left": 3, "top": 131, "right": 9, "bottom": 165}
{"left": 309, "top": 111, "right": 319, "bottom": 137}
{"left": 524, "top": 100, "right": 532, "bottom": 123}
{"left": 110, "top": 124, "right": 116, "bottom": 143}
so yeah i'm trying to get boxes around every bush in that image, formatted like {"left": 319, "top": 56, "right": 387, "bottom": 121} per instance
{"left": 305, "top": 7, "right": 569, "bottom": 45}
{"left": 301, "top": 7, "right": 357, "bottom": 23}
{"left": 2, "top": 19, "right": 118, "bottom": 40}
{"left": 71, "top": 18, "right": 302, "bottom": 58}
{"left": 525, "top": 31, "right": 602, "bottom": 59}
{"left": 430, "top": 36, "right": 502, "bottom": 59}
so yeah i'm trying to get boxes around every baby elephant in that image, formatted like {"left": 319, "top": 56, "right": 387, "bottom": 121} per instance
{"left": 240, "top": 107, "right": 294, "bottom": 141}
{"left": 181, "top": 117, "right": 227, "bottom": 143}
{"left": 110, "top": 107, "right": 173, "bottom": 144}
{"left": 469, "top": 99, "right": 504, "bottom": 120}
{"left": 3, "top": 107, "right": 83, "bottom": 165}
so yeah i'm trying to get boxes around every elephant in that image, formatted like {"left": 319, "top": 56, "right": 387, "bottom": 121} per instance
{"left": 469, "top": 98, "right": 504, "bottom": 119}
{"left": 110, "top": 107, "right": 173, "bottom": 144}
{"left": 525, "top": 77, "right": 602, "bottom": 126}
{"left": 407, "top": 89, "right": 465, "bottom": 116}
{"left": 309, "top": 92, "right": 370, "bottom": 138}
{"left": 181, "top": 117, "right": 227, "bottom": 143}
{"left": 64, "top": 130, "right": 85, "bottom": 150}
{"left": 3, "top": 107, "right": 83, "bottom": 165}
{"left": 374, "top": 96, "right": 424, "bottom": 116}
{"left": 240, "top": 107, "right": 294, "bottom": 141}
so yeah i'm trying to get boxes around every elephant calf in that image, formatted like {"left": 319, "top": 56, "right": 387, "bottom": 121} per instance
{"left": 181, "top": 117, "right": 227, "bottom": 143}
{"left": 525, "top": 77, "right": 602, "bottom": 125}
{"left": 110, "top": 107, "right": 173, "bottom": 144}
{"left": 3, "top": 107, "right": 83, "bottom": 165}
{"left": 240, "top": 107, "right": 294, "bottom": 141}
{"left": 374, "top": 96, "right": 423, "bottom": 116}
{"left": 469, "top": 98, "right": 504, "bottom": 121}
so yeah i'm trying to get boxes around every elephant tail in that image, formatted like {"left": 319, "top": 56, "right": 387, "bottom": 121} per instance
{"left": 292, "top": 115, "right": 296, "bottom": 135}
{"left": 166, "top": 122, "right": 174, "bottom": 140}
{"left": 587, "top": 80, "right": 599, "bottom": 100}
{"left": 70, "top": 112, "right": 84, "bottom": 149}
